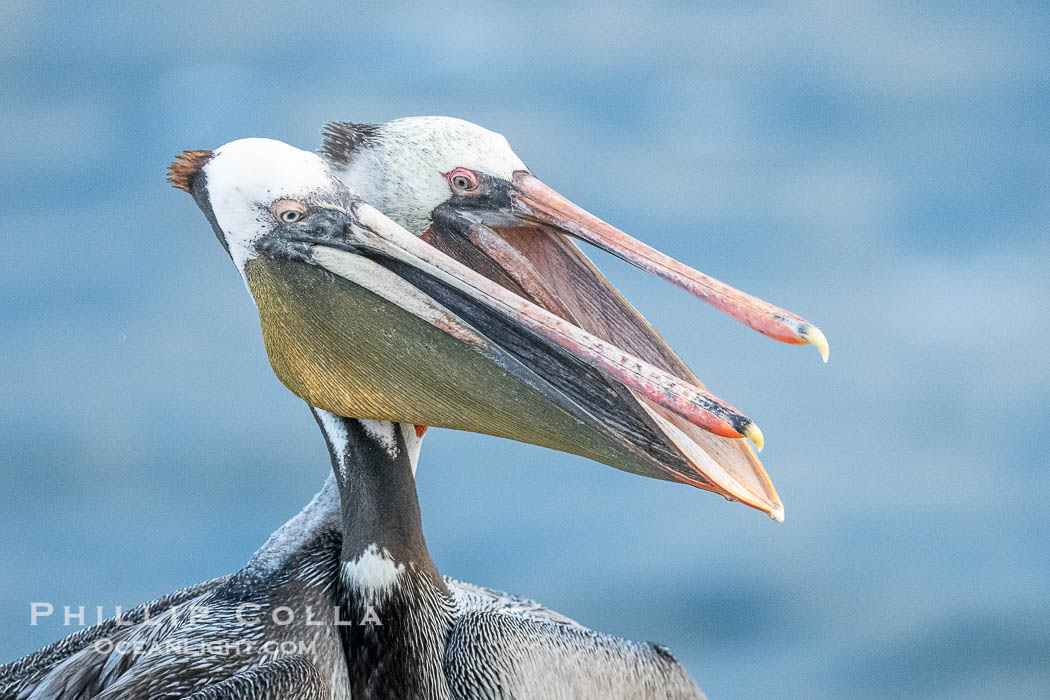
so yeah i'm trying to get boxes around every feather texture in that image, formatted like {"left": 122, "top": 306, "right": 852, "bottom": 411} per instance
{"left": 3, "top": 420, "right": 703, "bottom": 700}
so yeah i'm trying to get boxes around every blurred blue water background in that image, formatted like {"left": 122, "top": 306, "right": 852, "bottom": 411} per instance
{"left": 2, "top": 2, "right": 1048, "bottom": 697}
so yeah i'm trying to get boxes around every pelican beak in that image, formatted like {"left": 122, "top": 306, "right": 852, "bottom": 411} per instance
{"left": 269, "top": 204, "right": 783, "bottom": 521}
{"left": 506, "top": 173, "right": 828, "bottom": 361}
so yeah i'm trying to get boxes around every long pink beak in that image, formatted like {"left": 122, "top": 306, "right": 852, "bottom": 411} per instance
{"left": 510, "top": 172, "right": 829, "bottom": 362}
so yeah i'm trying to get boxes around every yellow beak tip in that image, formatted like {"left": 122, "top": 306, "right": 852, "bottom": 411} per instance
{"left": 803, "top": 326, "right": 830, "bottom": 363}
{"left": 744, "top": 422, "right": 765, "bottom": 452}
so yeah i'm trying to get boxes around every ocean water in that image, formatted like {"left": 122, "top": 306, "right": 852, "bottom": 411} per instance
{"left": 1, "top": 2, "right": 1048, "bottom": 697}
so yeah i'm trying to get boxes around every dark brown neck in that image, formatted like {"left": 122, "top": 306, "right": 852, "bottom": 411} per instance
{"left": 311, "top": 409, "right": 453, "bottom": 699}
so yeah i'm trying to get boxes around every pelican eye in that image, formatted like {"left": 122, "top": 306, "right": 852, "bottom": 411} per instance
{"left": 448, "top": 168, "right": 480, "bottom": 194}
{"left": 271, "top": 200, "right": 308, "bottom": 223}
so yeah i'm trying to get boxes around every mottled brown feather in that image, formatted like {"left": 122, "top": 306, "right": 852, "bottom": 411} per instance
{"left": 167, "top": 149, "right": 213, "bottom": 192}
{"left": 320, "top": 122, "right": 380, "bottom": 166}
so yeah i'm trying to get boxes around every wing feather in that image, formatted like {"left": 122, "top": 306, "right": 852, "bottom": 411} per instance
{"left": 445, "top": 610, "right": 705, "bottom": 700}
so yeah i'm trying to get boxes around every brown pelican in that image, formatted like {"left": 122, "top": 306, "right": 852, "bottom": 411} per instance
{"left": 183, "top": 126, "right": 823, "bottom": 696}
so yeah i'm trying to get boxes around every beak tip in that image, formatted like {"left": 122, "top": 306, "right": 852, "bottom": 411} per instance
{"left": 802, "top": 325, "right": 830, "bottom": 363}
{"left": 743, "top": 422, "right": 765, "bottom": 452}
{"left": 769, "top": 504, "right": 785, "bottom": 523}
